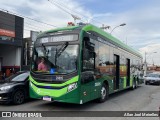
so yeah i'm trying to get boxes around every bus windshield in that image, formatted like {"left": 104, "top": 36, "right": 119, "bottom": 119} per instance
{"left": 31, "top": 44, "right": 78, "bottom": 74}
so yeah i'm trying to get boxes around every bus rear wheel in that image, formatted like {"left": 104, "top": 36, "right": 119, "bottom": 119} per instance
{"left": 97, "top": 83, "right": 108, "bottom": 103}
{"left": 131, "top": 80, "right": 136, "bottom": 90}
{"left": 135, "top": 80, "right": 138, "bottom": 88}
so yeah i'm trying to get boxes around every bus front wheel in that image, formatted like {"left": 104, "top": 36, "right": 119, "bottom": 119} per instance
{"left": 97, "top": 83, "right": 109, "bottom": 103}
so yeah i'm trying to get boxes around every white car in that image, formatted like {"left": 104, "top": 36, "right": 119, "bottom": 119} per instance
{"left": 144, "top": 73, "right": 160, "bottom": 85}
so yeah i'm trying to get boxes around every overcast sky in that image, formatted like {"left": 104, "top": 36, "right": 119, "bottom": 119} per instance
{"left": 0, "top": 0, "right": 160, "bottom": 65}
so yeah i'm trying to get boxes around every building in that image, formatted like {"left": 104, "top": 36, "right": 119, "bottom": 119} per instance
{"left": 22, "top": 31, "right": 40, "bottom": 70}
{"left": 22, "top": 37, "right": 32, "bottom": 70}
{"left": 147, "top": 65, "right": 160, "bottom": 72}
{"left": 0, "top": 11, "right": 24, "bottom": 78}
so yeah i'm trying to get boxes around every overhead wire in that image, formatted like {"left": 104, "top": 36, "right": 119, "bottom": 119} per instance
{"left": 0, "top": 8, "right": 58, "bottom": 28}
{"left": 0, "top": 21, "right": 40, "bottom": 33}
{"left": 0, "top": 8, "right": 57, "bottom": 34}
{"left": 48, "top": 0, "right": 104, "bottom": 25}
{"left": 47, "top": 0, "right": 86, "bottom": 23}
{"left": 0, "top": 16, "right": 39, "bottom": 31}
{"left": 24, "top": 22, "right": 44, "bottom": 30}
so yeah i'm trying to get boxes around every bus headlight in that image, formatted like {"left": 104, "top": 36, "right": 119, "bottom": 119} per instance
{"left": 67, "top": 83, "right": 77, "bottom": 92}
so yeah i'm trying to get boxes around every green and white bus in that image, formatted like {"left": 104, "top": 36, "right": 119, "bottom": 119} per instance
{"left": 29, "top": 23, "right": 143, "bottom": 104}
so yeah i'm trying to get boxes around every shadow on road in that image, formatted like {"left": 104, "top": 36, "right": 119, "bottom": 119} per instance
{"left": 0, "top": 98, "right": 39, "bottom": 106}
{"left": 108, "top": 85, "right": 142, "bottom": 99}
{"left": 0, "top": 85, "right": 146, "bottom": 111}
{"left": 33, "top": 86, "right": 143, "bottom": 111}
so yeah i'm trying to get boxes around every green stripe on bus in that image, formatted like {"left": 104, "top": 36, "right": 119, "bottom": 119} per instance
{"left": 130, "top": 76, "right": 133, "bottom": 86}
{"left": 123, "top": 77, "right": 126, "bottom": 88}
{"left": 30, "top": 82, "right": 68, "bottom": 97}
{"left": 29, "top": 75, "right": 79, "bottom": 87}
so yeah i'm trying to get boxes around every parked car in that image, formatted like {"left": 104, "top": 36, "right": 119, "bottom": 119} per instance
{"left": 144, "top": 72, "right": 160, "bottom": 85}
{"left": 0, "top": 71, "right": 30, "bottom": 104}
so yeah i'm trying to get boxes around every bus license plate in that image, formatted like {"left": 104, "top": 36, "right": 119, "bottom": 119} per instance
{"left": 43, "top": 96, "right": 51, "bottom": 101}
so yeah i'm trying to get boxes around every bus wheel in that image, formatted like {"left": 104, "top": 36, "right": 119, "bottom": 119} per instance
{"left": 97, "top": 83, "right": 108, "bottom": 103}
{"left": 131, "top": 80, "right": 136, "bottom": 90}
{"left": 135, "top": 80, "right": 138, "bottom": 88}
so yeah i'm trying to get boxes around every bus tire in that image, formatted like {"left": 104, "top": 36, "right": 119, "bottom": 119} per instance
{"left": 131, "top": 80, "right": 136, "bottom": 90}
{"left": 97, "top": 83, "right": 108, "bottom": 103}
{"left": 135, "top": 79, "right": 138, "bottom": 88}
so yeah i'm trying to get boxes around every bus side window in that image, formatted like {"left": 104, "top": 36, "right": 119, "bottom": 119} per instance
{"left": 82, "top": 37, "right": 95, "bottom": 71}
{"left": 83, "top": 49, "right": 95, "bottom": 70}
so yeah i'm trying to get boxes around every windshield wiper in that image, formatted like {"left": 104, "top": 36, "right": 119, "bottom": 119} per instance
{"left": 55, "top": 42, "right": 69, "bottom": 65}
{"left": 42, "top": 43, "right": 46, "bottom": 51}
{"left": 42, "top": 43, "right": 49, "bottom": 57}
{"left": 56, "top": 42, "right": 69, "bottom": 58}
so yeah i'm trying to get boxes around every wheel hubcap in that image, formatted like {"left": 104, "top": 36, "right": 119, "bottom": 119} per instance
{"left": 15, "top": 92, "right": 24, "bottom": 104}
{"left": 101, "top": 87, "right": 106, "bottom": 100}
{"left": 133, "top": 82, "right": 135, "bottom": 88}
{"left": 136, "top": 81, "right": 138, "bottom": 87}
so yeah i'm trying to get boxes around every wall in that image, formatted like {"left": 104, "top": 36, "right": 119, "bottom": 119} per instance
{"left": 0, "top": 11, "right": 23, "bottom": 73}
{"left": 0, "top": 11, "right": 23, "bottom": 46}
{"left": 0, "top": 45, "right": 21, "bottom": 67}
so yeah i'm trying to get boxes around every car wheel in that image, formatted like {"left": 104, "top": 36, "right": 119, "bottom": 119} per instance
{"left": 13, "top": 90, "right": 25, "bottom": 105}
{"left": 145, "top": 81, "right": 149, "bottom": 85}
{"left": 97, "top": 83, "right": 108, "bottom": 103}
{"left": 145, "top": 81, "right": 147, "bottom": 85}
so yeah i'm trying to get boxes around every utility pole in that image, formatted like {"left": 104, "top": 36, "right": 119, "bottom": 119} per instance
{"left": 144, "top": 51, "right": 157, "bottom": 76}
{"left": 144, "top": 52, "right": 147, "bottom": 77}
{"left": 126, "top": 37, "right": 127, "bottom": 45}
{"left": 25, "top": 42, "right": 28, "bottom": 66}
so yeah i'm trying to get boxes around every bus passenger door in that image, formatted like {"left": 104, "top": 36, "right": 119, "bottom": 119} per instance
{"left": 81, "top": 71, "right": 95, "bottom": 103}
{"left": 126, "top": 58, "right": 130, "bottom": 86}
{"left": 0, "top": 58, "right": 2, "bottom": 72}
{"left": 113, "top": 54, "right": 120, "bottom": 90}
{"left": 80, "top": 37, "right": 96, "bottom": 103}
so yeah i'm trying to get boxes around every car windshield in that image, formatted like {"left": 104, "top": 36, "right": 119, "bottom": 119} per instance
{"left": 11, "top": 73, "right": 29, "bottom": 82}
{"left": 31, "top": 44, "right": 78, "bottom": 74}
{"left": 147, "top": 73, "right": 160, "bottom": 78}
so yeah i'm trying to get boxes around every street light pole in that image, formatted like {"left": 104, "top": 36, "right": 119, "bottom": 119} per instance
{"left": 110, "top": 23, "right": 126, "bottom": 34}
{"left": 144, "top": 52, "right": 147, "bottom": 76}
{"left": 151, "top": 52, "right": 157, "bottom": 66}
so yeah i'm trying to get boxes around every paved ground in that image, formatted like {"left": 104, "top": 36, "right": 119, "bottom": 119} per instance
{"left": 0, "top": 84, "right": 160, "bottom": 120}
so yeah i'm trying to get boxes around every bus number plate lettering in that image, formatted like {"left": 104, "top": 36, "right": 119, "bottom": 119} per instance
{"left": 43, "top": 96, "right": 51, "bottom": 101}
{"left": 56, "top": 76, "right": 63, "bottom": 80}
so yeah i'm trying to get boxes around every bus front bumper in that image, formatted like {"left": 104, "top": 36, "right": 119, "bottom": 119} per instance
{"left": 29, "top": 83, "right": 80, "bottom": 104}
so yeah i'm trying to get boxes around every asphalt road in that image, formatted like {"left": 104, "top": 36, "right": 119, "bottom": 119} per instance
{"left": 0, "top": 84, "right": 160, "bottom": 120}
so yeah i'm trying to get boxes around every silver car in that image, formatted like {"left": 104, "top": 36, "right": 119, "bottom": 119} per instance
{"left": 144, "top": 73, "right": 160, "bottom": 85}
